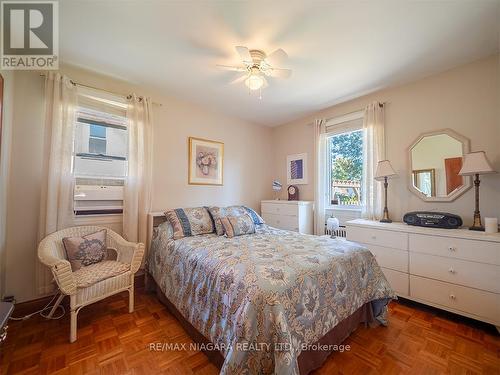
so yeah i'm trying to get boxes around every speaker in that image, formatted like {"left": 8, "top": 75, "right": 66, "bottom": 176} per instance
{"left": 403, "top": 211, "right": 462, "bottom": 229}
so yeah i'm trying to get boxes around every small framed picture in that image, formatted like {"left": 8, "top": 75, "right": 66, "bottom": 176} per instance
{"left": 188, "top": 137, "right": 224, "bottom": 185}
{"left": 287, "top": 153, "right": 307, "bottom": 185}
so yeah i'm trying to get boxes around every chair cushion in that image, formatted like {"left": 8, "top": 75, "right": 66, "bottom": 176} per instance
{"left": 73, "top": 260, "right": 130, "bottom": 288}
{"left": 62, "top": 229, "right": 107, "bottom": 271}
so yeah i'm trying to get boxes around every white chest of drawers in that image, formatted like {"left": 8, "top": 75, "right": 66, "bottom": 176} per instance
{"left": 261, "top": 200, "right": 314, "bottom": 234}
{"left": 346, "top": 219, "right": 500, "bottom": 330}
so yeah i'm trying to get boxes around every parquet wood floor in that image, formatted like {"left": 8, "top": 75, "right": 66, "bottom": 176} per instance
{"left": 1, "top": 288, "right": 498, "bottom": 374}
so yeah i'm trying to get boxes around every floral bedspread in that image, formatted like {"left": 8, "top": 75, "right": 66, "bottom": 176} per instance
{"left": 147, "top": 224, "right": 396, "bottom": 375}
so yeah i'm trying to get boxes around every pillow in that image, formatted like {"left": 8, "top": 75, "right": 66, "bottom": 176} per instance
{"left": 243, "top": 206, "right": 265, "bottom": 225}
{"left": 164, "top": 207, "right": 214, "bottom": 240}
{"left": 208, "top": 206, "right": 265, "bottom": 235}
{"left": 220, "top": 214, "right": 256, "bottom": 238}
{"left": 62, "top": 229, "right": 107, "bottom": 271}
{"left": 207, "top": 206, "right": 249, "bottom": 235}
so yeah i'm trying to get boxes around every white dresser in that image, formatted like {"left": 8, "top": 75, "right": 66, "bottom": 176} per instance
{"left": 261, "top": 200, "right": 314, "bottom": 234}
{"left": 346, "top": 219, "right": 500, "bottom": 330}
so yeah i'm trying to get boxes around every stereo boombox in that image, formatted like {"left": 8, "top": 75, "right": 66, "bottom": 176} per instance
{"left": 403, "top": 211, "right": 463, "bottom": 229}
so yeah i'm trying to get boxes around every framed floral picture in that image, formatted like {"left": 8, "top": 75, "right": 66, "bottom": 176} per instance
{"left": 188, "top": 137, "right": 224, "bottom": 185}
{"left": 287, "top": 153, "right": 308, "bottom": 185}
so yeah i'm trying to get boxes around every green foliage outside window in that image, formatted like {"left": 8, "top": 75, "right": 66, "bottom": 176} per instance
{"left": 329, "top": 130, "right": 363, "bottom": 205}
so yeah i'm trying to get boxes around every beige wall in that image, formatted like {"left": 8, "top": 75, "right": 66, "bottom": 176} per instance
{"left": 271, "top": 55, "right": 500, "bottom": 225}
{"left": 3, "top": 66, "right": 273, "bottom": 302}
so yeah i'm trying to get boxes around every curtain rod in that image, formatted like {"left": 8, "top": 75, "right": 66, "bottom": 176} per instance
{"left": 306, "top": 102, "right": 389, "bottom": 126}
{"left": 39, "top": 73, "right": 162, "bottom": 106}
{"left": 331, "top": 101, "right": 388, "bottom": 118}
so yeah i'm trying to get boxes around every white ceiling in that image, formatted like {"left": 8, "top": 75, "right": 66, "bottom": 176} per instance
{"left": 60, "top": 1, "right": 499, "bottom": 126}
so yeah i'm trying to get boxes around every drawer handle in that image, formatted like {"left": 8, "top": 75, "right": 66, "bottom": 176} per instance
{"left": 371, "top": 235, "right": 377, "bottom": 240}
{"left": 448, "top": 246, "right": 456, "bottom": 252}
{"left": 449, "top": 294, "right": 456, "bottom": 300}
{"left": 448, "top": 267, "right": 456, "bottom": 274}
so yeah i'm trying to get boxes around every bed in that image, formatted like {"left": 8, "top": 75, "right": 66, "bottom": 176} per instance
{"left": 146, "top": 212, "right": 396, "bottom": 374}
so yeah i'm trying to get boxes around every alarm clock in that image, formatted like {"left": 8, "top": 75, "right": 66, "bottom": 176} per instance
{"left": 287, "top": 185, "right": 299, "bottom": 201}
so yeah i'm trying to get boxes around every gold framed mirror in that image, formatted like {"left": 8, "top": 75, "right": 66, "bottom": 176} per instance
{"left": 408, "top": 129, "right": 472, "bottom": 202}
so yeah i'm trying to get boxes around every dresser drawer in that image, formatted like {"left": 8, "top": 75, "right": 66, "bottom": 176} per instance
{"left": 409, "top": 233, "right": 500, "bottom": 265}
{"left": 262, "top": 213, "right": 299, "bottom": 232}
{"left": 358, "top": 243, "right": 408, "bottom": 272}
{"left": 347, "top": 226, "right": 408, "bottom": 250}
{"left": 261, "top": 203, "right": 298, "bottom": 217}
{"left": 410, "top": 275, "right": 500, "bottom": 324}
{"left": 410, "top": 253, "right": 500, "bottom": 293}
{"left": 381, "top": 267, "right": 409, "bottom": 296}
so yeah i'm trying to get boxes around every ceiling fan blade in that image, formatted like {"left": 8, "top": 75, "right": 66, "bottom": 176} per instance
{"left": 216, "top": 64, "right": 247, "bottom": 72}
{"left": 230, "top": 74, "right": 248, "bottom": 85}
{"left": 235, "top": 46, "right": 252, "bottom": 63}
{"left": 265, "top": 48, "right": 288, "bottom": 66}
{"left": 270, "top": 68, "right": 292, "bottom": 79}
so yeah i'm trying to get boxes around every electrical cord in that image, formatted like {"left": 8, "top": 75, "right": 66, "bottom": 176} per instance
{"left": 9, "top": 293, "right": 66, "bottom": 321}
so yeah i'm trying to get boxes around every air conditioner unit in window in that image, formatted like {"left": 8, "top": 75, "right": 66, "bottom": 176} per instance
{"left": 74, "top": 184, "right": 123, "bottom": 215}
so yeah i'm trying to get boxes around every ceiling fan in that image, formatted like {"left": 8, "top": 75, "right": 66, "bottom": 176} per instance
{"left": 217, "top": 46, "right": 292, "bottom": 93}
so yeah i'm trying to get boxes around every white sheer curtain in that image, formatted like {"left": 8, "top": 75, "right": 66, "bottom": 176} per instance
{"left": 123, "top": 95, "right": 153, "bottom": 246}
{"left": 362, "top": 102, "right": 385, "bottom": 220}
{"left": 313, "top": 119, "right": 327, "bottom": 235}
{"left": 37, "top": 72, "right": 77, "bottom": 295}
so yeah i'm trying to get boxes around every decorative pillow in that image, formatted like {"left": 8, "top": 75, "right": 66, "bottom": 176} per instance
{"left": 207, "top": 206, "right": 248, "bottom": 235}
{"left": 243, "top": 206, "right": 265, "bottom": 225}
{"left": 220, "top": 214, "right": 256, "bottom": 238}
{"left": 208, "top": 205, "right": 265, "bottom": 235}
{"left": 62, "top": 229, "right": 107, "bottom": 271}
{"left": 164, "top": 207, "right": 214, "bottom": 240}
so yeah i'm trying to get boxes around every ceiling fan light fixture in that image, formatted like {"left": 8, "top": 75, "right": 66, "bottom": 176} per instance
{"left": 220, "top": 45, "right": 290, "bottom": 94}
{"left": 245, "top": 74, "right": 264, "bottom": 91}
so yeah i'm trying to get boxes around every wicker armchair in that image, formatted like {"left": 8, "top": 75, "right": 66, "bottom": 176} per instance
{"left": 37, "top": 226, "right": 144, "bottom": 342}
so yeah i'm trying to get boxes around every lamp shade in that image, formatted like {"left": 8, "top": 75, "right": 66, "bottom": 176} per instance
{"left": 327, "top": 217, "right": 340, "bottom": 231}
{"left": 272, "top": 180, "right": 282, "bottom": 191}
{"left": 375, "top": 160, "right": 397, "bottom": 181}
{"left": 459, "top": 151, "right": 496, "bottom": 176}
{"left": 245, "top": 74, "right": 264, "bottom": 91}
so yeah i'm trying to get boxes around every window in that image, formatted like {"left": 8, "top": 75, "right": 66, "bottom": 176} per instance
{"left": 73, "top": 88, "right": 128, "bottom": 216}
{"left": 90, "top": 124, "right": 106, "bottom": 138}
{"left": 326, "top": 114, "right": 364, "bottom": 209}
{"left": 88, "top": 124, "right": 107, "bottom": 154}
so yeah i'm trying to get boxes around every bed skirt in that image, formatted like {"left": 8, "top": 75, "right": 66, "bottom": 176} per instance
{"left": 146, "top": 272, "right": 377, "bottom": 374}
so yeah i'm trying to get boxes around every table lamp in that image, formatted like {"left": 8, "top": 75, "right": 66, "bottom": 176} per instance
{"left": 375, "top": 160, "right": 397, "bottom": 223}
{"left": 459, "top": 151, "right": 497, "bottom": 231}
{"left": 327, "top": 217, "right": 340, "bottom": 238}
{"left": 272, "top": 180, "right": 282, "bottom": 200}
